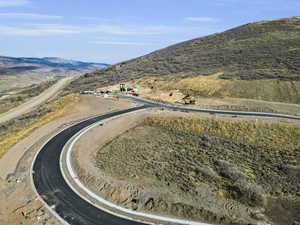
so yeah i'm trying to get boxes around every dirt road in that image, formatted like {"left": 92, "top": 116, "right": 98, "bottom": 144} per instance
{"left": 0, "top": 76, "right": 74, "bottom": 124}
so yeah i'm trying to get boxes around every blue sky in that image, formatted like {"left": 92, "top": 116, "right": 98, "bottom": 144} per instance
{"left": 0, "top": 0, "right": 299, "bottom": 64}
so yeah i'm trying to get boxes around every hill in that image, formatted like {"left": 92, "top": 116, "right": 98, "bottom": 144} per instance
{"left": 0, "top": 56, "right": 109, "bottom": 92}
{"left": 0, "top": 56, "right": 109, "bottom": 72}
{"left": 67, "top": 17, "right": 300, "bottom": 103}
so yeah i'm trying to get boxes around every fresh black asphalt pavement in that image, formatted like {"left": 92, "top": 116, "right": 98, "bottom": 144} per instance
{"left": 32, "top": 105, "right": 151, "bottom": 225}
{"left": 32, "top": 96, "right": 300, "bottom": 225}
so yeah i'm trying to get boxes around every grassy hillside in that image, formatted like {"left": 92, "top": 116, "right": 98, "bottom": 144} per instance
{"left": 0, "top": 81, "right": 57, "bottom": 114}
{"left": 96, "top": 116, "right": 300, "bottom": 224}
{"left": 67, "top": 17, "right": 300, "bottom": 97}
{"left": 0, "top": 94, "right": 79, "bottom": 158}
{"left": 133, "top": 74, "right": 300, "bottom": 104}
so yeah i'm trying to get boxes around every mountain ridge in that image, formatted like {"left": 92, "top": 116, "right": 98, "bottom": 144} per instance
{"left": 67, "top": 16, "right": 300, "bottom": 93}
{"left": 0, "top": 56, "right": 109, "bottom": 72}
{"left": 0, "top": 56, "right": 109, "bottom": 91}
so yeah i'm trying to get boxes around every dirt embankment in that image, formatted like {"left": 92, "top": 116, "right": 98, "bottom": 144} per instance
{"left": 0, "top": 95, "right": 137, "bottom": 225}
{"left": 72, "top": 110, "right": 300, "bottom": 225}
{"left": 103, "top": 80, "right": 300, "bottom": 116}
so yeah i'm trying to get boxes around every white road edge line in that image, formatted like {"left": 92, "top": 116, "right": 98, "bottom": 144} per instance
{"left": 30, "top": 128, "right": 71, "bottom": 225}
{"left": 61, "top": 108, "right": 212, "bottom": 225}
{"left": 29, "top": 94, "right": 300, "bottom": 225}
{"left": 121, "top": 95, "right": 300, "bottom": 120}
{"left": 30, "top": 110, "right": 141, "bottom": 225}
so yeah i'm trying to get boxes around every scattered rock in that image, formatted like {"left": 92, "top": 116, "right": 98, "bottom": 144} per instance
{"left": 144, "top": 197, "right": 155, "bottom": 210}
{"left": 202, "top": 142, "right": 211, "bottom": 148}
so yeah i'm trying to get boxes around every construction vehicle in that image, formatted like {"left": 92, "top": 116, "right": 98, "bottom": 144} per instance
{"left": 120, "top": 83, "right": 126, "bottom": 92}
{"left": 182, "top": 95, "right": 196, "bottom": 105}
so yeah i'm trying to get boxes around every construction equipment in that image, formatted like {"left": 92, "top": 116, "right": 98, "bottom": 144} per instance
{"left": 120, "top": 84, "right": 126, "bottom": 92}
{"left": 182, "top": 95, "right": 196, "bottom": 105}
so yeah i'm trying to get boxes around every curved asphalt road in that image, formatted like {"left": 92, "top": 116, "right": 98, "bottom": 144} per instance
{"left": 32, "top": 105, "right": 150, "bottom": 225}
{"left": 32, "top": 96, "right": 300, "bottom": 225}
{"left": 122, "top": 95, "right": 300, "bottom": 121}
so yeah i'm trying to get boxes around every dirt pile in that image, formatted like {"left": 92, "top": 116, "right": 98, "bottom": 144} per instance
{"left": 0, "top": 174, "right": 59, "bottom": 225}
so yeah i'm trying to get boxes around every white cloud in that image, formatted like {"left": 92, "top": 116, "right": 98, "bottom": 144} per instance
{"left": 88, "top": 25, "right": 139, "bottom": 35}
{"left": 0, "top": 13, "right": 63, "bottom": 19}
{"left": 185, "top": 17, "right": 216, "bottom": 22}
{"left": 86, "top": 25, "right": 180, "bottom": 35}
{"left": 89, "top": 40, "right": 151, "bottom": 46}
{"left": 0, "top": 0, "right": 29, "bottom": 7}
{"left": 0, "top": 24, "right": 183, "bottom": 37}
{"left": 0, "top": 24, "right": 80, "bottom": 36}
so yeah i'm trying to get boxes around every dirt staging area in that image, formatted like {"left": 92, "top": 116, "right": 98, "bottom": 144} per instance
{"left": 101, "top": 82, "right": 300, "bottom": 116}
{"left": 71, "top": 109, "right": 300, "bottom": 225}
{"left": 0, "top": 95, "right": 137, "bottom": 225}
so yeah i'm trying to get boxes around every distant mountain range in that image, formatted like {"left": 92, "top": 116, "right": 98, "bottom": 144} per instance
{"left": 0, "top": 56, "right": 109, "bottom": 74}
{"left": 0, "top": 56, "right": 109, "bottom": 91}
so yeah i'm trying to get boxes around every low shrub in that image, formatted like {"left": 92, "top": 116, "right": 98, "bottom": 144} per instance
{"left": 214, "top": 160, "right": 247, "bottom": 182}
{"left": 231, "top": 180, "right": 267, "bottom": 207}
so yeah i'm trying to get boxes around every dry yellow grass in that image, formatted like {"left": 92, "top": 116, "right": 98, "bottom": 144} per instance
{"left": 144, "top": 116, "right": 300, "bottom": 151}
{"left": 0, "top": 94, "right": 79, "bottom": 158}
{"left": 132, "top": 74, "right": 300, "bottom": 104}
{"left": 160, "top": 73, "right": 231, "bottom": 97}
